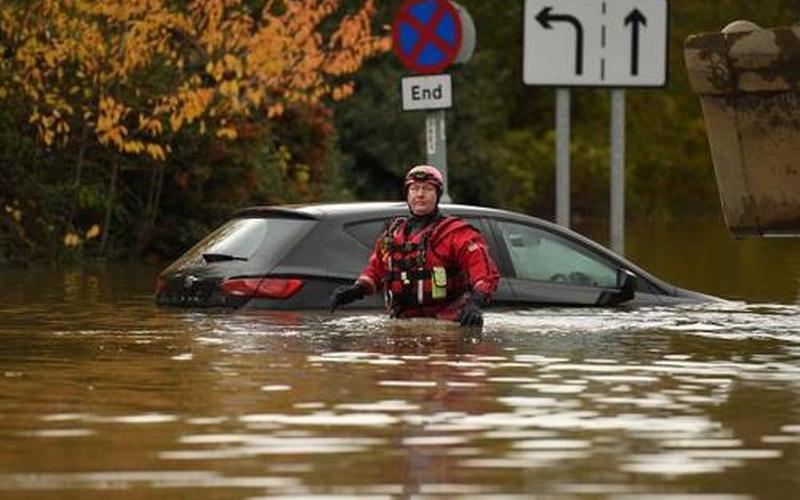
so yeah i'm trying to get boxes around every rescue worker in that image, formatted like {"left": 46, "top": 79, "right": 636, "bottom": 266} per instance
{"left": 329, "top": 165, "right": 500, "bottom": 327}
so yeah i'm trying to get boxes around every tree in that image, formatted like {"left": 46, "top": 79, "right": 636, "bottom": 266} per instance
{"left": 0, "top": 0, "right": 388, "bottom": 259}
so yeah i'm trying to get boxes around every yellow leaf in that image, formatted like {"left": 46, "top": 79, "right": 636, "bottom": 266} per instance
{"left": 85, "top": 224, "right": 101, "bottom": 239}
{"left": 123, "top": 140, "right": 144, "bottom": 154}
{"left": 246, "top": 88, "right": 263, "bottom": 106}
{"left": 146, "top": 144, "right": 166, "bottom": 161}
{"left": 215, "top": 127, "right": 237, "bottom": 140}
{"left": 63, "top": 233, "right": 81, "bottom": 247}
{"left": 169, "top": 113, "right": 182, "bottom": 132}
{"left": 267, "top": 103, "right": 284, "bottom": 118}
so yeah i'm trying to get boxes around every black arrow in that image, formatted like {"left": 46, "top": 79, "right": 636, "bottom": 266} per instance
{"left": 624, "top": 8, "right": 647, "bottom": 76}
{"left": 536, "top": 7, "right": 584, "bottom": 76}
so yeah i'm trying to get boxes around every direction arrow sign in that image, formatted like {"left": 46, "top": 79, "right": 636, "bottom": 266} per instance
{"left": 624, "top": 8, "right": 647, "bottom": 76}
{"left": 523, "top": 0, "right": 668, "bottom": 87}
{"left": 392, "top": 0, "right": 463, "bottom": 74}
{"left": 536, "top": 7, "right": 584, "bottom": 75}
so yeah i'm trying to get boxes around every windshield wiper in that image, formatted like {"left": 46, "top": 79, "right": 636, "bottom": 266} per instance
{"left": 202, "top": 253, "right": 249, "bottom": 263}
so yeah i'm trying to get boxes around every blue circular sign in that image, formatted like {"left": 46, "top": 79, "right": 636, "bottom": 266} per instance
{"left": 392, "top": 0, "right": 463, "bottom": 74}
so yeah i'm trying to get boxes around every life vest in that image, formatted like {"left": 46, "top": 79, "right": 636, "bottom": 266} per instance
{"left": 381, "top": 215, "right": 470, "bottom": 313}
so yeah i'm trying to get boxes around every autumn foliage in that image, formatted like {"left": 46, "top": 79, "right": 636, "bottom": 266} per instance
{"left": 0, "top": 0, "right": 388, "bottom": 259}
{"left": 0, "top": 0, "right": 386, "bottom": 157}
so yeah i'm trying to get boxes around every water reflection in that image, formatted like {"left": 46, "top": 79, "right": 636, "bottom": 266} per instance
{"left": 1, "top": 265, "right": 800, "bottom": 498}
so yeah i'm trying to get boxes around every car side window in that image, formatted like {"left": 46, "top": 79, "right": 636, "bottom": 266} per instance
{"left": 463, "top": 217, "right": 482, "bottom": 230}
{"left": 344, "top": 219, "right": 390, "bottom": 249}
{"left": 497, "top": 220, "right": 617, "bottom": 287}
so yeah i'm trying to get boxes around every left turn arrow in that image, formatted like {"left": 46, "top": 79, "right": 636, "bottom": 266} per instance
{"left": 536, "top": 6, "right": 584, "bottom": 76}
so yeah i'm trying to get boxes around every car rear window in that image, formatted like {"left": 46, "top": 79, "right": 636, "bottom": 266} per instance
{"left": 164, "top": 217, "right": 316, "bottom": 273}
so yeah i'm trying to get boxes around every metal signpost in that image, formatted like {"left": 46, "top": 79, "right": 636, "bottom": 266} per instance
{"left": 523, "top": 0, "right": 668, "bottom": 255}
{"left": 393, "top": 0, "right": 474, "bottom": 203}
{"left": 556, "top": 88, "right": 571, "bottom": 228}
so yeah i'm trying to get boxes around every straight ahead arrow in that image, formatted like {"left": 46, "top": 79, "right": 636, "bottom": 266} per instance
{"left": 624, "top": 8, "right": 647, "bottom": 76}
{"left": 536, "top": 6, "right": 584, "bottom": 76}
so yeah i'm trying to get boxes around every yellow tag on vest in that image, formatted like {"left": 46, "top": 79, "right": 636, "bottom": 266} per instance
{"left": 432, "top": 266, "right": 447, "bottom": 299}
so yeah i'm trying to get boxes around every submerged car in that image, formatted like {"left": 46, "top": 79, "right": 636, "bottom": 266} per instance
{"left": 155, "top": 202, "right": 716, "bottom": 310}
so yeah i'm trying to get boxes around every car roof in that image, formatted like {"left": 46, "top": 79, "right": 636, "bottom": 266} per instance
{"left": 232, "top": 201, "right": 529, "bottom": 222}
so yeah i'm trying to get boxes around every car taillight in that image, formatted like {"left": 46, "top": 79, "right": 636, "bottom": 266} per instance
{"left": 221, "top": 277, "right": 304, "bottom": 299}
{"left": 155, "top": 277, "right": 166, "bottom": 295}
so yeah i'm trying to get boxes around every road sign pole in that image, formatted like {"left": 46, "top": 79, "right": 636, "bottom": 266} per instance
{"left": 556, "top": 88, "right": 571, "bottom": 227}
{"left": 523, "top": 0, "right": 665, "bottom": 248}
{"left": 610, "top": 88, "right": 626, "bottom": 255}
{"left": 426, "top": 109, "right": 451, "bottom": 202}
{"left": 393, "top": 0, "right": 468, "bottom": 203}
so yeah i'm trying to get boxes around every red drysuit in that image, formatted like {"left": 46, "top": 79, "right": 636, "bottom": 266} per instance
{"left": 356, "top": 214, "right": 499, "bottom": 321}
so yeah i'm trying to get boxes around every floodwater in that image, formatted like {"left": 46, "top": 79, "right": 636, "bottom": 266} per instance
{"left": 1, "top": 218, "right": 800, "bottom": 499}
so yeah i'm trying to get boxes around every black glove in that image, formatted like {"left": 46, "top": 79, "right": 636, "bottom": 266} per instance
{"left": 330, "top": 283, "right": 366, "bottom": 312}
{"left": 459, "top": 291, "right": 488, "bottom": 327}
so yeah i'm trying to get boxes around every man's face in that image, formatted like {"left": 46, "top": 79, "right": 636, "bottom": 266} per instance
{"left": 406, "top": 182, "right": 438, "bottom": 216}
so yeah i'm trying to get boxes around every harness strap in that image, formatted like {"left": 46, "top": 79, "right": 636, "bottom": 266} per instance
{"left": 386, "top": 267, "right": 464, "bottom": 282}
{"left": 392, "top": 259, "right": 416, "bottom": 271}
{"left": 387, "top": 242, "right": 421, "bottom": 252}
{"left": 383, "top": 217, "right": 406, "bottom": 309}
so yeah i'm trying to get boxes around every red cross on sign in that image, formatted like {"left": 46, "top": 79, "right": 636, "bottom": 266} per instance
{"left": 392, "top": 0, "right": 463, "bottom": 74}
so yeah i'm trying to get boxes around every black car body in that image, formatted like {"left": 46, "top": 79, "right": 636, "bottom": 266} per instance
{"left": 155, "top": 202, "right": 717, "bottom": 309}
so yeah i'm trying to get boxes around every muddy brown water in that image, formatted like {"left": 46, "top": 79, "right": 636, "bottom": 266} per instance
{"left": 1, "top": 219, "right": 799, "bottom": 499}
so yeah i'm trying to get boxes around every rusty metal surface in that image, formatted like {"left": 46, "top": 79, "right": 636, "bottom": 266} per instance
{"left": 685, "top": 24, "right": 800, "bottom": 237}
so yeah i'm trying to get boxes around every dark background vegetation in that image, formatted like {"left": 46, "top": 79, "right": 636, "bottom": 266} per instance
{"left": 0, "top": 1, "right": 797, "bottom": 265}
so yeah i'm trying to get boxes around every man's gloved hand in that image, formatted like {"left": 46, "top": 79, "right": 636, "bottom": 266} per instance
{"left": 459, "top": 291, "right": 488, "bottom": 327}
{"left": 329, "top": 283, "right": 366, "bottom": 312}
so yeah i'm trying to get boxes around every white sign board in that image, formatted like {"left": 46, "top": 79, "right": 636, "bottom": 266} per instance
{"left": 401, "top": 74, "right": 453, "bottom": 111}
{"left": 523, "top": 0, "right": 668, "bottom": 87}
